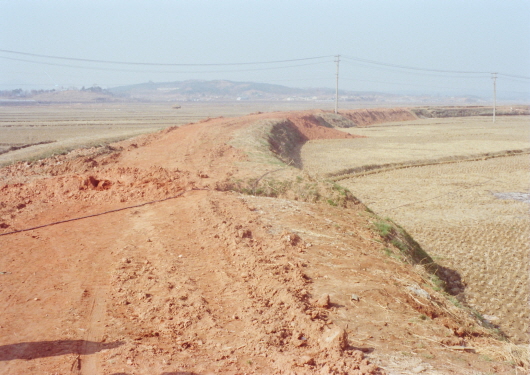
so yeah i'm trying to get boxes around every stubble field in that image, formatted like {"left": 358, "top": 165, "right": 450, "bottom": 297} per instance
{"left": 302, "top": 116, "right": 530, "bottom": 176}
{"left": 0, "top": 102, "right": 256, "bottom": 165}
{"left": 302, "top": 115, "right": 530, "bottom": 343}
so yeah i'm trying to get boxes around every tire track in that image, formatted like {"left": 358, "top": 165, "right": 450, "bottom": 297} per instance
{"left": 79, "top": 285, "right": 108, "bottom": 375}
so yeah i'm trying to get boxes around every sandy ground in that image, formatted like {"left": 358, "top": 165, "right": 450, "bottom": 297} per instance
{"left": 0, "top": 110, "right": 523, "bottom": 374}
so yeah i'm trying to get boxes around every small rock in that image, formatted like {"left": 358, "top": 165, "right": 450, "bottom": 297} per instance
{"left": 316, "top": 294, "right": 330, "bottom": 308}
{"left": 33, "top": 298, "right": 39, "bottom": 301}
{"left": 293, "top": 338, "right": 307, "bottom": 347}
{"left": 321, "top": 326, "right": 347, "bottom": 351}
{"left": 237, "top": 229, "right": 252, "bottom": 238}
{"left": 482, "top": 314, "right": 499, "bottom": 322}
{"left": 350, "top": 294, "right": 360, "bottom": 302}
{"left": 407, "top": 285, "right": 431, "bottom": 300}
{"left": 284, "top": 232, "right": 301, "bottom": 246}
{"left": 351, "top": 349, "right": 364, "bottom": 361}
{"left": 297, "top": 355, "right": 315, "bottom": 366}
{"left": 412, "top": 365, "right": 426, "bottom": 373}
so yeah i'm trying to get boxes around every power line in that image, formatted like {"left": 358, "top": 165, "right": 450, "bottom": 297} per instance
{"left": 341, "top": 77, "right": 489, "bottom": 91}
{"left": 3, "top": 48, "right": 528, "bottom": 80}
{"left": 341, "top": 60, "right": 491, "bottom": 79}
{"left": 497, "top": 73, "right": 530, "bottom": 80}
{"left": 492, "top": 73, "right": 497, "bottom": 122}
{"left": 1, "top": 49, "right": 527, "bottom": 98}
{"left": 0, "top": 55, "right": 329, "bottom": 74}
{"left": 335, "top": 54, "right": 340, "bottom": 114}
{"left": 0, "top": 49, "right": 333, "bottom": 66}
{"left": 342, "top": 55, "right": 490, "bottom": 74}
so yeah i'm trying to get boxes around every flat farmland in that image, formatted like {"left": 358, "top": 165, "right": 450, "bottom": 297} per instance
{"left": 0, "top": 101, "right": 348, "bottom": 165}
{"left": 302, "top": 116, "right": 530, "bottom": 176}
{"left": 302, "top": 115, "right": 530, "bottom": 342}
{"left": 0, "top": 103, "right": 179, "bottom": 164}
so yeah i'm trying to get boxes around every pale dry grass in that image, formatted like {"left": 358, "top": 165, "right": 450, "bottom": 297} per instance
{"left": 335, "top": 155, "right": 529, "bottom": 343}
{"left": 475, "top": 342, "right": 529, "bottom": 370}
{"left": 302, "top": 116, "right": 530, "bottom": 176}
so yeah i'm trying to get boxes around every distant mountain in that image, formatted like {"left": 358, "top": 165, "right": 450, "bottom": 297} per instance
{"left": 108, "top": 79, "right": 409, "bottom": 102}
{"left": 0, "top": 80, "right": 494, "bottom": 104}
{"left": 110, "top": 80, "right": 309, "bottom": 101}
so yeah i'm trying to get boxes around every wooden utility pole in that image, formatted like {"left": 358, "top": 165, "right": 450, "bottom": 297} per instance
{"left": 492, "top": 72, "right": 497, "bottom": 123}
{"left": 335, "top": 55, "right": 340, "bottom": 114}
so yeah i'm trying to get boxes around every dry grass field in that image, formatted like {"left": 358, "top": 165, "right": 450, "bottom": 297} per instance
{"left": 302, "top": 116, "right": 530, "bottom": 176}
{"left": 302, "top": 115, "right": 530, "bottom": 343}
{"left": 0, "top": 102, "right": 261, "bottom": 165}
{"left": 0, "top": 103, "right": 176, "bottom": 165}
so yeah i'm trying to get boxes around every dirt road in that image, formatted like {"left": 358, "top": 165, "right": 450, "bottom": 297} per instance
{"left": 0, "top": 110, "right": 522, "bottom": 374}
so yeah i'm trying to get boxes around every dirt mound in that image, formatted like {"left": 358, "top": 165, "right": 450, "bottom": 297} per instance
{"left": 338, "top": 108, "right": 418, "bottom": 127}
{"left": 287, "top": 114, "right": 359, "bottom": 140}
{"left": 0, "top": 109, "right": 522, "bottom": 374}
{"left": 265, "top": 116, "right": 359, "bottom": 167}
{"left": 314, "top": 112, "right": 358, "bottom": 128}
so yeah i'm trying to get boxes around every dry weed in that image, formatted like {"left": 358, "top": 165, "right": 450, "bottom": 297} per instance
{"left": 475, "top": 342, "right": 529, "bottom": 369}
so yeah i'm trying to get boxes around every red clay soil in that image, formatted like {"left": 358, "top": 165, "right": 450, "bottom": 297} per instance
{"left": 0, "top": 111, "right": 518, "bottom": 374}
{"left": 338, "top": 108, "right": 418, "bottom": 127}
{"left": 288, "top": 115, "right": 359, "bottom": 140}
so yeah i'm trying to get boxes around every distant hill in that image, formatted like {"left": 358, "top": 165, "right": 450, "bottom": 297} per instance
{"left": 111, "top": 80, "right": 305, "bottom": 96}
{"left": 108, "top": 79, "right": 411, "bottom": 103}
{"left": 0, "top": 80, "right": 493, "bottom": 104}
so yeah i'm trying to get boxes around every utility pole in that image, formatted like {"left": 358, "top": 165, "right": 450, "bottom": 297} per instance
{"left": 335, "top": 55, "right": 340, "bottom": 114}
{"left": 492, "top": 72, "right": 497, "bottom": 123}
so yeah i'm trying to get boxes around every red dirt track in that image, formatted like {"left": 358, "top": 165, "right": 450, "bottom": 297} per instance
{"left": 0, "top": 111, "right": 517, "bottom": 374}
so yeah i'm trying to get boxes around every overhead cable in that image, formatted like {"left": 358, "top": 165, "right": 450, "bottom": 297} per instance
{"left": 343, "top": 55, "right": 491, "bottom": 74}
{"left": 341, "top": 77, "right": 488, "bottom": 91}
{"left": 0, "top": 55, "right": 328, "bottom": 74}
{"left": 341, "top": 60, "right": 491, "bottom": 79}
{"left": 497, "top": 73, "right": 530, "bottom": 80}
{"left": 0, "top": 49, "right": 333, "bottom": 66}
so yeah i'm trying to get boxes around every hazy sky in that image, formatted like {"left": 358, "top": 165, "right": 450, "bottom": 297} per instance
{"left": 1, "top": 0, "right": 529, "bottom": 98}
